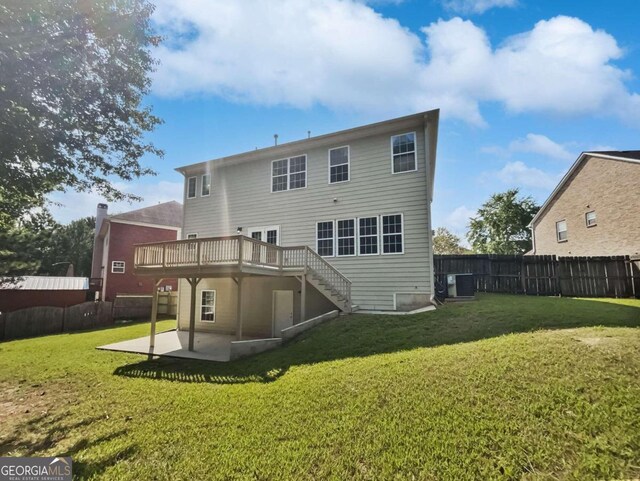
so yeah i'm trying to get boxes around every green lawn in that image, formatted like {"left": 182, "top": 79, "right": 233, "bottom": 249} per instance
{"left": 1, "top": 294, "right": 639, "bottom": 480}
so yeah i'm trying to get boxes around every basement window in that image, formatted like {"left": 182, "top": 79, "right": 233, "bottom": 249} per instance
{"left": 200, "top": 290, "right": 216, "bottom": 322}
{"left": 556, "top": 220, "right": 568, "bottom": 242}
{"left": 111, "top": 261, "right": 125, "bottom": 274}
{"left": 585, "top": 211, "right": 597, "bottom": 227}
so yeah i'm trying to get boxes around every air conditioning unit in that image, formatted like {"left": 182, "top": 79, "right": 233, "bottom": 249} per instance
{"left": 446, "top": 273, "right": 475, "bottom": 298}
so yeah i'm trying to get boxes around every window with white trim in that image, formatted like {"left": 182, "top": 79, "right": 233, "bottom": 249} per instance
{"left": 200, "top": 290, "right": 216, "bottom": 322}
{"left": 186, "top": 177, "right": 197, "bottom": 199}
{"left": 111, "top": 260, "right": 125, "bottom": 273}
{"left": 358, "top": 217, "right": 379, "bottom": 255}
{"left": 391, "top": 132, "right": 416, "bottom": 173}
{"left": 316, "top": 221, "right": 334, "bottom": 257}
{"left": 585, "top": 211, "right": 597, "bottom": 227}
{"left": 201, "top": 174, "right": 211, "bottom": 196}
{"left": 272, "top": 155, "right": 307, "bottom": 192}
{"left": 187, "top": 233, "right": 197, "bottom": 240}
{"left": 556, "top": 220, "right": 568, "bottom": 242}
{"left": 329, "top": 146, "right": 349, "bottom": 183}
{"left": 382, "top": 214, "right": 404, "bottom": 254}
{"left": 337, "top": 219, "right": 356, "bottom": 256}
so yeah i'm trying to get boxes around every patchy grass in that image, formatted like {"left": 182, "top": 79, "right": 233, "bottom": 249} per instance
{"left": 0, "top": 294, "right": 639, "bottom": 480}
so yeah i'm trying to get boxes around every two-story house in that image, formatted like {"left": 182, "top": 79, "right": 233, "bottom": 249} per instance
{"left": 91, "top": 201, "right": 183, "bottom": 301}
{"left": 529, "top": 151, "right": 640, "bottom": 256}
{"left": 130, "top": 111, "right": 439, "bottom": 356}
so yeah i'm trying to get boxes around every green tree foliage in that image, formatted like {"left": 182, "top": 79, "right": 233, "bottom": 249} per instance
{"left": 0, "top": 211, "right": 56, "bottom": 278}
{"left": 433, "top": 227, "right": 471, "bottom": 255}
{"left": 0, "top": 0, "right": 162, "bottom": 275}
{"left": 467, "top": 189, "right": 539, "bottom": 254}
{"left": 39, "top": 217, "right": 95, "bottom": 277}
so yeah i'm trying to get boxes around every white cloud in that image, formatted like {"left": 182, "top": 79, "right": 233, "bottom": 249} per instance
{"left": 509, "top": 134, "right": 574, "bottom": 161}
{"left": 47, "top": 181, "right": 183, "bottom": 224}
{"left": 495, "top": 161, "right": 562, "bottom": 190}
{"left": 446, "top": 205, "right": 476, "bottom": 230}
{"left": 152, "top": 3, "right": 640, "bottom": 128}
{"left": 441, "top": 0, "right": 517, "bottom": 14}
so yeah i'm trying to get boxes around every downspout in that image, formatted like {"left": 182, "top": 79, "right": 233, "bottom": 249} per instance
{"left": 529, "top": 222, "right": 536, "bottom": 255}
{"left": 424, "top": 114, "right": 436, "bottom": 305}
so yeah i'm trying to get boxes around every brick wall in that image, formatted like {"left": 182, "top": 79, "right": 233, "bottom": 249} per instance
{"left": 533, "top": 156, "right": 640, "bottom": 256}
{"left": 104, "top": 222, "right": 178, "bottom": 301}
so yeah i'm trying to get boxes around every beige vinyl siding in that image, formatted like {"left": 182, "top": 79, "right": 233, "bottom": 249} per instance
{"left": 181, "top": 127, "right": 432, "bottom": 310}
{"left": 178, "top": 277, "right": 335, "bottom": 336}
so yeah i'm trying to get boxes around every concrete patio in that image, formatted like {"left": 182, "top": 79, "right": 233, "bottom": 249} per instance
{"left": 98, "top": 330, "right": 236, "bottom": 362}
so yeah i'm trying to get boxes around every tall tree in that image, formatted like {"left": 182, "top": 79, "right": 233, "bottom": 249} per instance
{"left": 39, "top": 217, "right": 96, "bottom": 277}
{"left": 433, "top": 227, "right": 471, "bottom": 255}
{"left": 467, "top": 189, "right": 539, "bottom": 254}
{"left": 0, "top": 0, "right": 162, "bottom": 275}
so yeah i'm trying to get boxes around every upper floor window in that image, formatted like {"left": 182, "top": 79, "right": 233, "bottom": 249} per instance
{"left": 556, "top": 220, "right": 568, "bottom": 242}
{"left": 329, "top": 146, "right": 350, "bottom": 183}
{"left": 272, "top": 155, "right": 307, "bottom": 192}
{"left": 201, "top": 174, "right": 211, "bottom": 196}
{"left": 382, "top": 214, "right": 404, "bottom": 254}
{"left": 111, "top": 260, "right": 125, "bottom": 274}
{"left": 187, "top": 177, "right": 197, "bottom": 199}
{"left": 585, "top": 211, "right": 597, "bottom": 227}
{"left": 316, "top": 221, "right": 334, "bottom": 257}
{"left": 391, "top": 132, "right": 416, "bottom": 174}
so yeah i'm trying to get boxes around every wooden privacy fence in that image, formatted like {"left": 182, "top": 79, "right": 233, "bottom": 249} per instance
{"left": 434, "top": 255, "right": 640, "bottom": 298}
{"left": 112, "top": 291, "right": 178, "bottom": 320}
{"left": 0, "top": 301, "right": 113, "bottom": 341}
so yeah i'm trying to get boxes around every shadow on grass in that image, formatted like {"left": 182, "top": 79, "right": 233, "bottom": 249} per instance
{"left": 113, "top": 294, "right": 640, "bottom": 385}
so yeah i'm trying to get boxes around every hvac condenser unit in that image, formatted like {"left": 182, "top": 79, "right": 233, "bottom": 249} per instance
{"left": 446, "top": 273, "right": 475, "bottom": 298}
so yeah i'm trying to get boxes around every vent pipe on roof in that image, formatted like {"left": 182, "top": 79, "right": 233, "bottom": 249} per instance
{"left": 308, "top": 130, "right": 311, "bottom": 139}
{"left": 274, "top": 134, "right": 278, "bottom": 146}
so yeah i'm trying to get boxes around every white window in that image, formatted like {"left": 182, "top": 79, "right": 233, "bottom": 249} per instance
{"left": 382, "top": 214, "right": 404, "bottom": 254}
{"left": 200, "top": 290, "right": 216, "bottom": 322}
{"left": 201, "top": 174, "right": 211, "bottom": 196}
{"left": 336, "top": 219, "right": 356, "bottom": 256}
{"left": 358, "top": 217, "right": 379, "bottom": 255}
{"left": 329, "top": 146, "right": 350, "bottom": 183}
{"left": 585, "top": 211, "right": 597, "bottom": 227}
{"left": 186, "top": 176, "right": 197, "bottom": 199}
{"left": 111, "top": 260, "right": 125, "bottom": 273}
{"left": 391, "top": 132, "right": 417, "bottom": 174}
{"left": 556, "top": 220, "right": 568, "bottom": 242}
{"left": 272, "top": 155, "right": 307, "bottom": 192}
{"left": 316, "top": 221, "right": 334, "bottom": 257}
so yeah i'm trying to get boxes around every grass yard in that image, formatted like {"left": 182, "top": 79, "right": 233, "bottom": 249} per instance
{"left": 1, "top": 294, "right": 639, "bottom": 480}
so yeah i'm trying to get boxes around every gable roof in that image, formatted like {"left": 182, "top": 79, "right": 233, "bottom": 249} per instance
{"left": 529, "top": 150, "right": 640, "bottom": 227}
{"left": 109, "top": 201, "right": 183, "bottom": 228}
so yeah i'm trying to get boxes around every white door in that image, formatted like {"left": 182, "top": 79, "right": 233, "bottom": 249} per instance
{"left": 273, "top": 290, "right": 294, "bottom": 337}
{"left": 248, "top": 226, "right": 279, "bottom": 245}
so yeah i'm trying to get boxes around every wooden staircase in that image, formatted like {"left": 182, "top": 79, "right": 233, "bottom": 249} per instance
{"left": 301, "top": 247, "right": 352, "bottom": 313}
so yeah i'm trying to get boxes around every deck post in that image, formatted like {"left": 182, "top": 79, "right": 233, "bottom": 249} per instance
{"left": 236, "top": 276, "right": 243, "bottom": 341}
{"left": 301, "top": 273, "right": 306, "bottom": 323}
{"left": 149, "top": 278, "right": 164, "bottom": 350}
{"left": 188, "top": 277, "right": 200, "bottom": 351}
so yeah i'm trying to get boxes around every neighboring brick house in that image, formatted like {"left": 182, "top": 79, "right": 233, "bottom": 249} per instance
{"left": 91, "top": 201, "right": 183, "bottom": 301}
{"left": 529, "top": 151, "right": 640, "bottom": 256}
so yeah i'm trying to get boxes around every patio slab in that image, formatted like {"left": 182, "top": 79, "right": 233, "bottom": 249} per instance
{"left": 97, "top": 330, "right": 235, "bottom": 362}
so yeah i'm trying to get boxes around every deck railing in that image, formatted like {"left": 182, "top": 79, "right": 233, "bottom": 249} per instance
{"left": 134, "top": 236, "right": 351, "bottom": 303}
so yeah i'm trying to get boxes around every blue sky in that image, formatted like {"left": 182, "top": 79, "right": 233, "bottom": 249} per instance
{"left": 50, "top": 0, "right": 640, "bottom": 242}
